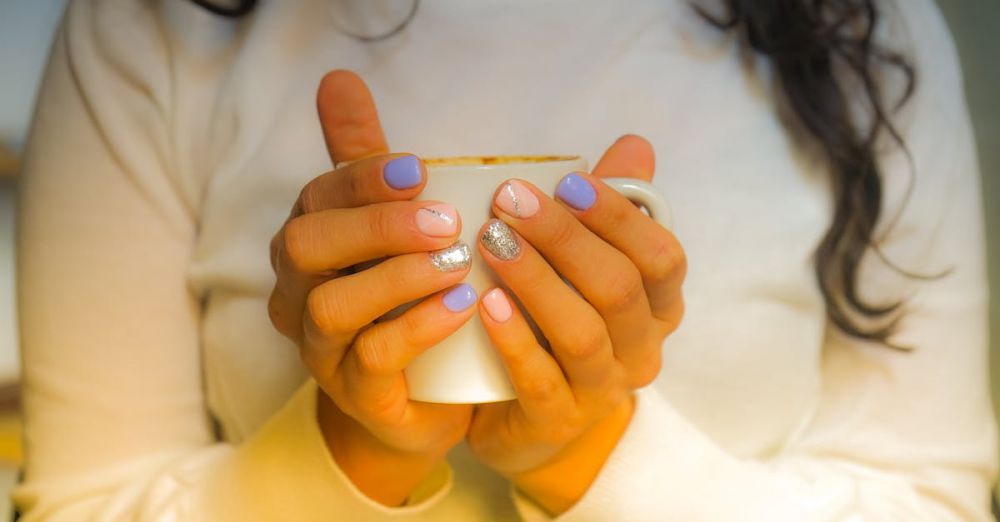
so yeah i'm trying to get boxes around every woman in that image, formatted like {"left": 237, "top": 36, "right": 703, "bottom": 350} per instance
{"left": 14, "top": 0, "right": 996, "bottom": 519}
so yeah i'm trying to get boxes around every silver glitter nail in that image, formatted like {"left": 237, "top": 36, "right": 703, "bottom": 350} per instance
{"left": 503, "top": 182, "right": 522, "bottom": 217}
{"left": 481, "top": 219, "right": 520, "bottom": 260}
{"left": 429, "top": 241, "right": 472, "bottom": 272}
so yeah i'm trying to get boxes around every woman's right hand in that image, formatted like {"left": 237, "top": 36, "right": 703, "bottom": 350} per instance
{"left": 267, "top": 71, "right": 475, "bottom": 506}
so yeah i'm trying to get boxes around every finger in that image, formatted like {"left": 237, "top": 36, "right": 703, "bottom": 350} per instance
{"left": 294, "top": 153, "right": 427, "bottom": 216}
{"left": 281, "top": 201, "right": 461, "bottom": 274}
{"left": 271, "top": 200, "right": 461, "bottom": 343}
{"left": 317, "top": 70, "right": 390, "bottom": 165}
{"left": 268, "top": 269, "right": 325, "bottom": 345}
{"left": 340, "top": 284, "right": 479, "bottom": 423}
{"left": 554, "top": 172, "right": 686, "bottom": 323}
{"left": 478, "top": 219, "right": 614, "bottom": 389}
{"left": 591, "top": 134, "right": 655, "bottom": 182}
{"left": 479, "top": 288, "right": 573, "bottom": 420}
{"left": 302, "top": 242, "right": 473, "bottom": 366}
{"left": 491, "top": 179, "right": 653, "bottom": 369}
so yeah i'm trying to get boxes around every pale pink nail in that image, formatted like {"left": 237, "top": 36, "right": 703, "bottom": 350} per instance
{"left": 416, "top": 204, "right": 459, "bottom": 237}
{"left": 494, "top": 180, "right": 539, "bottom": 218}
{"left": 482, "top": 288, "right": 513, "bottom": 323}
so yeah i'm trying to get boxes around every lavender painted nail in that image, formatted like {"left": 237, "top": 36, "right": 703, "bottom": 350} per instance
{"left": 556, "top": 173, "right": 597, "bottom": 210}
{"left": 443, "top": 283, "right": 477, "bottom": 312}
{"left": 383, "top": 155, "right": 422, "bottom": 189}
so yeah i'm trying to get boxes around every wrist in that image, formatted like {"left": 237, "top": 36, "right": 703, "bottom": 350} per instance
{"left": 509, "top": 394, "right": 635, "bottom": 516}
{"left": 316, "top": 390, "right": 449, "bottom": 507}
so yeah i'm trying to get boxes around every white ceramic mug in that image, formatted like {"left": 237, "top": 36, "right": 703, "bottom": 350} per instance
{"left": 400, "top": 155, "right": 671, "bottom": 403}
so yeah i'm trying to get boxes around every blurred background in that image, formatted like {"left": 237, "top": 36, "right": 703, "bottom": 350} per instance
{"left": 0, "top": 0, "right": 996, "bottom": 517}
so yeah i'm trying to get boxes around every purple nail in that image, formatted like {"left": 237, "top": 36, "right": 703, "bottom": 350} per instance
{"left": 383, "top": 156, "right": 422, "bottom": 190}
{"left": 555, "top": 173, "right": 596, "bottom": 210}
{"left": 443, "top": 283, "right": 477, "bottom": 312}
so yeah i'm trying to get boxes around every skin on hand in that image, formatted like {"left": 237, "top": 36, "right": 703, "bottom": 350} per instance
{"left": 469, "top": 135, "right": 687, "bottom": 515}
{"left": 267, "top": 70, "right": 475, "bottom": 507}
{"left": 270, "top": 70, "right": 687, "bottom": 512}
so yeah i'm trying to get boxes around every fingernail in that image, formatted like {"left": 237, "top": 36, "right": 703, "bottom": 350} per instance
{"left": 383, "top": 155, "right": 422, "bottom": 189}
{"left": 482, "top": 288, "right": 513, "bottom": 323}
{"left": 443, "top": 283, "right": 477, "bottom": 312}
{"left": 494, "top": 180, "right": 539, "bottom": 218}
{"left": 429, "top": 241, "right": 472, "bottom": 272}
{"left": 416, "top": 203, "right": 458, "bottom": 237}
{"left": 481, "top": 219, "right": 519, "bottom": 261}
{"left": 555, "top": 172, "right": 596, "bottom": 210}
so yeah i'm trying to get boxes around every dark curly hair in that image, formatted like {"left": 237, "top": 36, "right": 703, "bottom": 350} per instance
{"left": 192, "top": 0, "right": 922, "bottom": 348}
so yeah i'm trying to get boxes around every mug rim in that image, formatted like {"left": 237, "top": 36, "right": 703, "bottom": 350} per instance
{"left": 422, "top": 155, "right": 580, "bottom": 168}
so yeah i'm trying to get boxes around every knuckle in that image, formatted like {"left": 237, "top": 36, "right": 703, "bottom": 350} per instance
{"left": 298, "top": 177, "right": 326, "bottom": 214}
{"left": 269, "top": 231, "right": 283, "bottom": 272}
{"left": 546, "top": 217, "right": 579, "bottom": 251}
{"left": 604, "top": 201, "right": 631, "bottom": 231}
{"left": 364, "top": 204, "right": 394, "bottom": 243}
{"left": 358, "top": 392, "right": 405, "bottom": 427}
{"left": 305, "top": 284, "right": 358, "bottom": 336}
{"left": 394, "top": 309, "right": 426, "bottom": 347}
{"left": 659, "top": 296, "right": 685, "bottom": 333}
{"left": 376, "top": 259, "right": 413, "bottom": 294}
{"left": 352, "top": 331, "right": 394, "bottom": 376}
{"left": 589, "top": 384, "right": 626, "bottom": 415}
{"left": 346, "top": 166, "right": 368, "bottom": 203}
{"left": 521, "top": 374, "right": 560, "bottom": 401}
{"left": 267, "top": 288, "right": 297, "bottom": 340}
{"left": 282, "top": 216, "right": 316, "bottom": 273}
{"left": 501, "top": 346, "right": 533, "bottom": 371}
{"left": 599, "top": 266, "right": 644, "bottom": 314}
{"left": 539, "top": 414, "right": 583, "bottom": 445}
{"left": 562, "top": 324, "right": 606, "bottom": 360}
{"left": 629, "top": 347, "right": 663, "bottom": 388}
{"left": 646, "top": 236, "right": 687, "bottom": 287}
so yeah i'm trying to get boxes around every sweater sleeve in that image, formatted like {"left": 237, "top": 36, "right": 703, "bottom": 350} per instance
{"left": 12, "top": 1, "right": 451, "bottom": 519}
{"left": 512, "top": 1, "right": 997, "bottom": 520}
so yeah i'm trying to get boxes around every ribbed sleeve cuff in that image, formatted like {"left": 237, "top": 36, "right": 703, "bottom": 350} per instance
{"left": 509, "top": 387, "right": 801, "bottom": 522}
{"left": 198, "top": 379, "right": 453, "bottom": 520}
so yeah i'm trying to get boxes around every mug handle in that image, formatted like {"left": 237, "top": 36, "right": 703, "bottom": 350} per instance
{"left": 602, "top": 177, "right": 673, "bottom": 230}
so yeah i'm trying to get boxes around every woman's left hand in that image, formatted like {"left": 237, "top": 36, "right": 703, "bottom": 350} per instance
{"left": 466, "top": 135, "right": 686, "bottom": 515}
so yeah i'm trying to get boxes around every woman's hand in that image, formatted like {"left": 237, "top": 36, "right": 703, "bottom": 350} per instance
{"left": 467, "top": 136, "right": 686, "bottom": 515}
{"left": 268, "top": 71, "right": 474, "bottom": 506}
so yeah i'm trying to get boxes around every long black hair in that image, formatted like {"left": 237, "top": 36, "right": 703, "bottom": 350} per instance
{"left": 193, "top": 0, "right": 920, "bottom": 348}
{"left": 697, "top": 0, "right": 919, "bottom": 349}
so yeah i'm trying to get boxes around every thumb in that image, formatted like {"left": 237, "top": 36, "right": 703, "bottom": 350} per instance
{"left": 316, "top": 70, "right": 390, "bottom": 166}
{"left": 591, "top": 134, "right": 655, "bottom": 182}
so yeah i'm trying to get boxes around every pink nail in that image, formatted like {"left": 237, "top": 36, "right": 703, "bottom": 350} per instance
{"left": 416, "top": 204, "right": 459, "bottom": 237}
{"left": 494, "top": 180, "right": 539, "bottom": 218}
{"left": 482, "top": 288, "right": 513, "bottom": 323}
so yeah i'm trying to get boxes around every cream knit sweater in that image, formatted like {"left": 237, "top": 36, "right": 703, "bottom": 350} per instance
{"left": 14, "top": 0, "right": 996, "bottom": 520}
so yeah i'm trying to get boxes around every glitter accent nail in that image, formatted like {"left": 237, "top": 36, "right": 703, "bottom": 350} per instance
{"left": 429, "top": 241, "right": 472, "bottom": 272}
{"left": 481, "top": 219, "right": 520, "bottom": 260}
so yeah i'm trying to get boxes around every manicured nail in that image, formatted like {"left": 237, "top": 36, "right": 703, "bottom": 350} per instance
{"left": 416, "top": 204, "right": 458, "bottom": 237}
{"left": 555, "top": 172, "right": 596, "bottom": 210}
{"left": 482, "top": 288, "right": 513, "bottom": 323}
{"left": 443, "top": 283, "right": 477, "bottom": 312}
{"left": 383, "top": 155, "right": 422, "bottom": 189}
{"left": 429, "top": 241, "right": 472, "bottom": 272}
{"left": 481, "top": 219, "right": 519, "bottom": 260}
{"left": 495, "top": 180, "right": 539, "bottom": 218}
